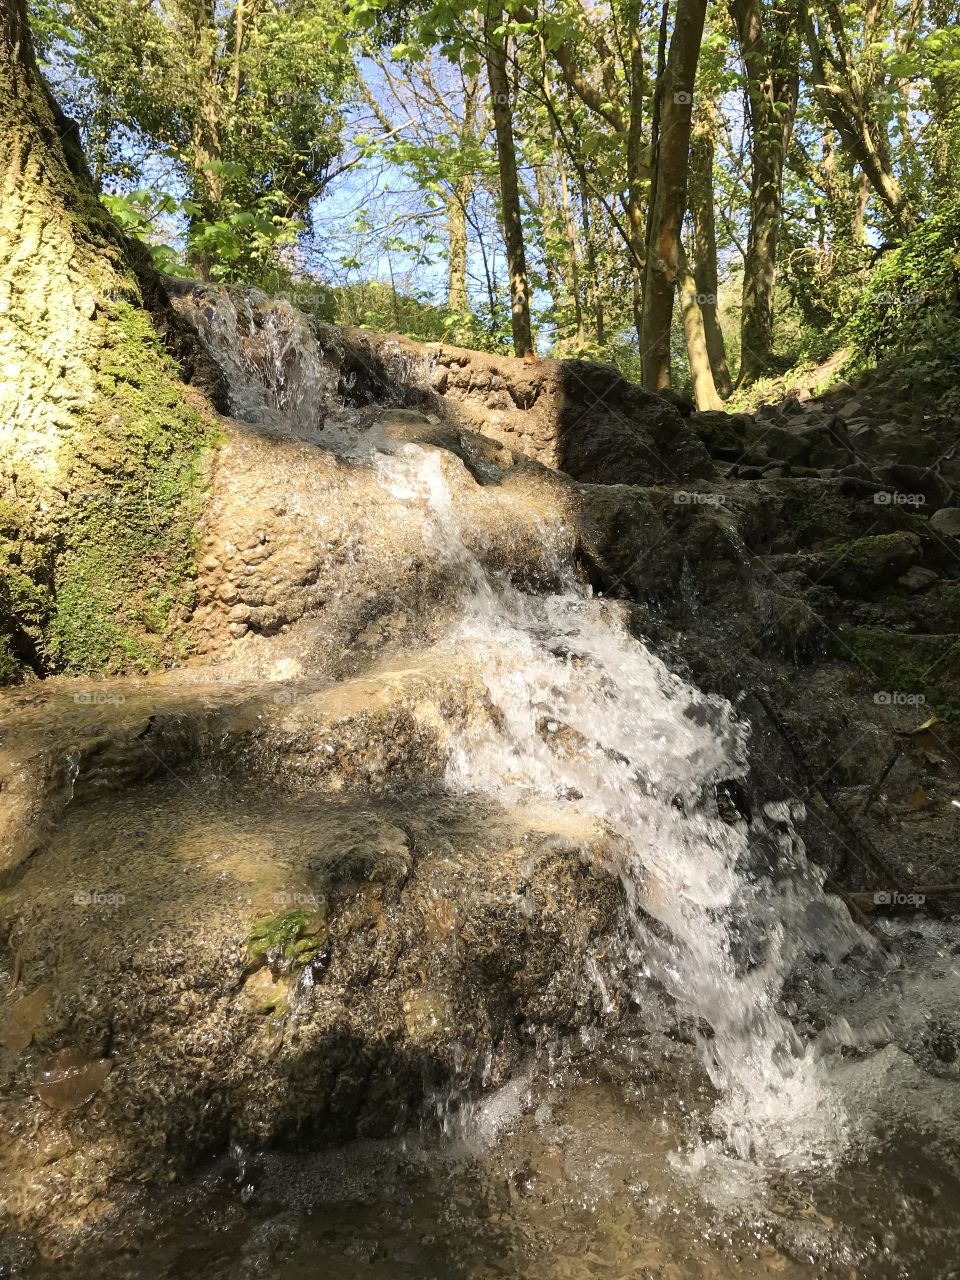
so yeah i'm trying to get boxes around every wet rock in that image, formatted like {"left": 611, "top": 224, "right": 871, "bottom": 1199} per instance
{"left": 0, "top": 778, "right": 624, "bottom": 1240}
{"left": 930, "top": 507, "right": 960, "bottom": 539}
{"left": 313, "top": 326, "right": 713, "bottom": 486}
{"left": 817, "top": 532, "right": 922, "bottom": 596}
{"left": 0, "top": 984, "right": 52, "bottom": 1050}
{"left": 188, "top": 418, "right": 585, "bottom": 662}
{"left": 33, "top": 1049, "right": 112, "bottom": 1111}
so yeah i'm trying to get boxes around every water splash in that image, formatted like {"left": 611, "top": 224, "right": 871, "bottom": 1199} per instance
{"left": 170, "top": 281, "right": 340, "bottom": 433}
{"left": 372, "top": 443, "right": 857, "bottom": 1169}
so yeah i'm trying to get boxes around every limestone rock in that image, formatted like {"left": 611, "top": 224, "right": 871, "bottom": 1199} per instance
{"left": 930, "top": 507, "right": 960, "bottom": 539}
{"left": 314, "top": 326, "right": 714, "bottom": 487}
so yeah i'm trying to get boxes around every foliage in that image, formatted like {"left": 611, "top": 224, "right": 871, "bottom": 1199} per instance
{"left": 846, "top": 199, "right": 960, "bottom": 369}
{"left": 262, "top": 275, "right": 514, "bottom": 352}
{"left": 26, "top": 0, "right": 960, "bottom": 393}
{"left": 30, "top": 0, "right": 353, "bottom": 275}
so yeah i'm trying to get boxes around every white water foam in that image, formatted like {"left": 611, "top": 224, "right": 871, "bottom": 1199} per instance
{"left": 372, "top": 442, "right": 857, "bottom": 1169}
{"left": 170, "top": 282, "right": 339, "bottom": 432}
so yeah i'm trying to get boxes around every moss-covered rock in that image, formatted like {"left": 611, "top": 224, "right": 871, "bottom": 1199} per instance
{"left": 246, "top": 909, "right": 329, "bottom": 975}
{"left": 840, "top": 625, "right": 960, "bottom": 717}
{"left": 818, "top": 532, "right": 922, "bottom": 596}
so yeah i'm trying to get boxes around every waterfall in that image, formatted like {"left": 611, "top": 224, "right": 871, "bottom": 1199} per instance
{"left": 175, "top": 282, "right": 873, "bottom": 1173}
{"left": 373, "top": 442, "right": 857, "bottom": 1168}
{"left": 170, "top": 281, "right": 340, "bottom": 433}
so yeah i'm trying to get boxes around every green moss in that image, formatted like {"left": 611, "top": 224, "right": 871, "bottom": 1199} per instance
{"left": 246, "top": 909, "right": 328, "bottom": 974}
{"left": 0, "top": 497, "right": 53, "bottom": 679}
{"left": 842, "top": 626, "right": 960, "bottom": 718}
{"left": 41, "top": 300, "right": 220, "bottom": 675}
{"left": 818, "top": 532, "right": 920, "bottom": 594}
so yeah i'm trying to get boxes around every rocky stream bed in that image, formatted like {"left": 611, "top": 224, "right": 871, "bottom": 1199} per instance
{"left": 1, "top": 283, "right": 959, "bottom": 1277}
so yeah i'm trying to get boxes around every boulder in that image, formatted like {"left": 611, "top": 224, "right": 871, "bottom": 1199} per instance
{"left": 0, "top": 668, "right": 625, "bottom": 1242}
{"left": 818, "top": 532, "right": 923, "bottom": 596}
{"left": 897, "top": 566, "right": 940, "bottom": 593}
{"left": 930, "top": 507, "right": 960, "bottom": 539}
{"left": 687, "top": 410, "right": 752, "bottom": 461}
{"left": 313, "top": 327, "right": 714, "bottom": 487}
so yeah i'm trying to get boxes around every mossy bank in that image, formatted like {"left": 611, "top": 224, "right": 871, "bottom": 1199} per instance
{"left": 0, "top": 299, "right": 218, "bottom": 682}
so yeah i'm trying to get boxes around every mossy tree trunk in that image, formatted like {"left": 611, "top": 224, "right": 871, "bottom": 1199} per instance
{"left": 0, "top": 0, "right": 216, "bottom": 682}
{"left": 639, "top": 0, "right": 708, "bottom": 391}
{"left": 677, "top": 241, "right": 722, "bottom": 410}
{"left": 485, "top": 3, "right": 534, "bottom": 358}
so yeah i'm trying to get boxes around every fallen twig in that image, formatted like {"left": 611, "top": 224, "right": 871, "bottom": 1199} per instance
{"left": 857, "top": 744, "right": 902, "bottom": 816}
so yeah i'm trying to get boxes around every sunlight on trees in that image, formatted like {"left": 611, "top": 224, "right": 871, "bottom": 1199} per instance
{"left": 24, "top": 0, "right": 960, "bottom": 397}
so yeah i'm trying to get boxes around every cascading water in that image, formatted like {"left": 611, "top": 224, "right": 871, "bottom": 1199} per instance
{"left": 10, "top": 280, "right": 960, "bottom": 1280}
{"left": 170, "top": 280, "right": 340, "bottom": 433}
{"left": 175, "top": 281, "right": 875, "bottom": 1174}
{"left": 372, "top": 442, "right": 859, "bottom": 1169}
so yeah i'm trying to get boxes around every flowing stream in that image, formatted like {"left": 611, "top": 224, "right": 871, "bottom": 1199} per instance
{"left": 13, "top": 284, "right": 960, "bottom": 1278}
{"left": 372, "top": 440, "right": 856, "bottom": 1171}
{"left": 174, "top": 281, "right": 864, "bottom": 1170}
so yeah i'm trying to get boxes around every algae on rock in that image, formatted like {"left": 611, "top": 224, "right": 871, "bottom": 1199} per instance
{"left": 0, "top": 0, "right": 218, "bottom": 682}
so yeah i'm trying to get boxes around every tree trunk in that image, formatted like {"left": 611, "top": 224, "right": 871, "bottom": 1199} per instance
{"left": 678, "top": 242, "right": 722, "bottom": 409}
{"left": 576, "top": 171, "right": 606, "bottom": 346}
{"left": 852, "top": 166, "right": 870, "bottom": 245}
{"left": 639, "top": 0, "right": 709, "bottom": 391}
{"left": 556, "top": 152, "right": 586, "bottom": 349}
{"left": 0, "top": 0, "right": 214, "bottom": 680}
{"left": 186, "top": 4, "right": 225, "bottom": 275}
{"left": 484, "top": 4, "right": 533, "bottom": 356}
{"left": 625, "top": 0, "right": 649, "bottom": 345}
{"left": 688, "top": 100, "right": 732, "bottom": 396}
{"left": 448, "top": 71, "right": 481, "bottom": 317}
{"left": 731, "top": 0, "right": 800, "bottom": 387}
{"left": 446, "top": 187, "right": 470, "bottom": 313}
{"left": 534, "top": 160, "right": 564, "bottom": 328}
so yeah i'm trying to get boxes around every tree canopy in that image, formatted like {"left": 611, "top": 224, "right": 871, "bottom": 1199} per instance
{"left": 26, "top": 0, "right": 960, "bottom": 396}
